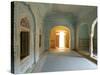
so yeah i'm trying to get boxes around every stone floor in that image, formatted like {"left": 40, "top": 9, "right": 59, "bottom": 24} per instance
{"left": 32, "top": 50, "right": 97, "bottom": 73}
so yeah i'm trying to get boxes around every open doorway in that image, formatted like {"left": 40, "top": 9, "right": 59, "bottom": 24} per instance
{"left": 49, "top": 26, "right": 71, "bottom": 53}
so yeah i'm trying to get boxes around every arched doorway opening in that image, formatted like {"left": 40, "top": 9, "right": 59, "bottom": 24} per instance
{"left": 78, "top": 23, "right": 89, "bottom": 55}
{"left": 49, "top": 26, "right": 71, "bottom": 53}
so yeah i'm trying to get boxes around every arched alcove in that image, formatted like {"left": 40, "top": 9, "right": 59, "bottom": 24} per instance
{"left": 20, "top": 17, "right": 30, "bottom": 60}
{"left": 49, "top": 26, "right": 71, "bottom": 53}
{"left": 78, "top": 24, "right": 89, "bottom": 52}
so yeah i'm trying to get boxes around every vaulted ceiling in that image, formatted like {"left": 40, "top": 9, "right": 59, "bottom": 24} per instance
{"left": 52, "top": 4, "right": 97, "bottom": 19}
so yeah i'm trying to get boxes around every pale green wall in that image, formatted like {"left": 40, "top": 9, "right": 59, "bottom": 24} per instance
{"left": 78, "top": 24, "right": 89, "bottom": 51}
{"left": 79, "top": 24, "right": 89, "bottom": 39}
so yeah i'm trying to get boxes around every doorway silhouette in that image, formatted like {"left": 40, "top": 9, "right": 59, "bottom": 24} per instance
{"left": 49, "top": 26, "right": 71, "bottom": 53}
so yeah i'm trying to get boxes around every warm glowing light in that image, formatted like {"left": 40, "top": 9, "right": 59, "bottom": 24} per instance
{"left": 59, "top": 31, "right": 65, "bottom": 48}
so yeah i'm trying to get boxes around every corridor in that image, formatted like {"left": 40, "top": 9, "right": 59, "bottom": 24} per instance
{"left": 32, "top": 51, "right": 97, "bottom": 72}
{"left": 11, "top": 2, "right": 97, "bottom": 74}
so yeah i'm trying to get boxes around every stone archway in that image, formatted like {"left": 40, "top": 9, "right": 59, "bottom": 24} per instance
{"left": 49, "top": 26, "right": 71, "bottom": 53}
{"left": 90, "top": 18, "right": 97, "bottom": 58}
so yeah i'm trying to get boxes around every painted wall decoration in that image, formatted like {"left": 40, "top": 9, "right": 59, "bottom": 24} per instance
{"left": 20, "top": 17, "right": 30, "bottom": 28}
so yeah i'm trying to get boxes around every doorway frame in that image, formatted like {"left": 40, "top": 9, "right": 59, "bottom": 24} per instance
{"left": 49, "top": 25, "right": 71, "bottom": 52}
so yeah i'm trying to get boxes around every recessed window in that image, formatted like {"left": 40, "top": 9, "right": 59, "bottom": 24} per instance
{"left": 39, "top": 34, "right": 41, "bottom": 48}
{"left": 20, "top": 32, "right": 30, "bottom": 60}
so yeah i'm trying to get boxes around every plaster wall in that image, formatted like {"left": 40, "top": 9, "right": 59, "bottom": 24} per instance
{"left": 13, "top": 2, "right": 52, "bottom": 73}
{"left": 14, "top": 2, "right": 35, "bottom": 73}
{"left": 29, "top": 2, "right": 53, "bottom": 62}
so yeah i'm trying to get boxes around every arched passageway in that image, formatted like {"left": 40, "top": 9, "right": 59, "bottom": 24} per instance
{"left": 49, "top": 26, "right": 71, "bottom": 53}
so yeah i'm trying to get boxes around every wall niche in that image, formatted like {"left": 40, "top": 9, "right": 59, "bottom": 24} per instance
{"left": 20, "top": 17, "right": 30, "bottom": 60}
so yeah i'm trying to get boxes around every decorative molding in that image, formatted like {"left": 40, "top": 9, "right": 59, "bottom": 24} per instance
{"left": 20, "top": 17, "right": 30, "bottom": 29}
